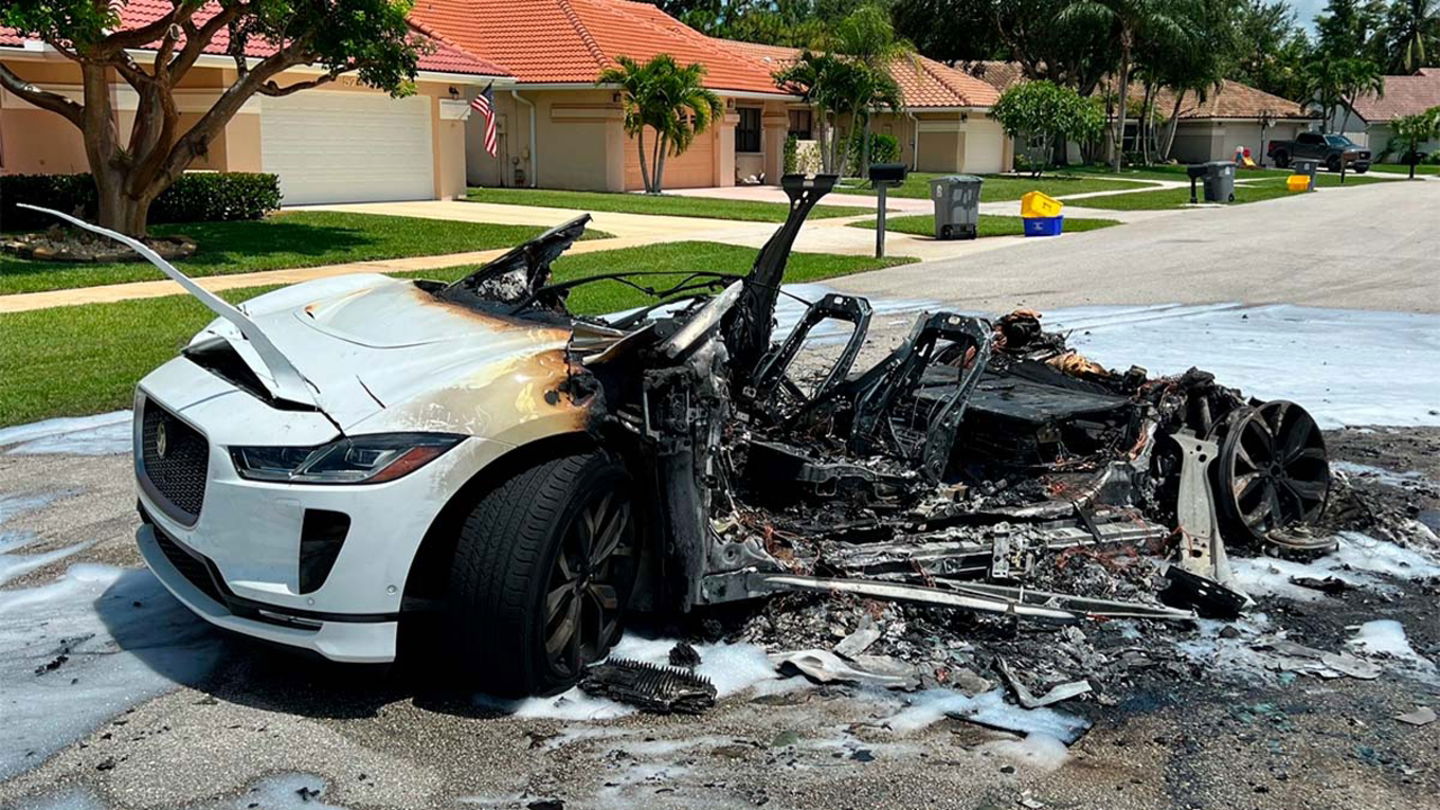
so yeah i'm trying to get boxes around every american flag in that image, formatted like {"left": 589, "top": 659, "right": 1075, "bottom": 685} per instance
{"left": 470, "top": 83, "right": 498, "bottom": 158}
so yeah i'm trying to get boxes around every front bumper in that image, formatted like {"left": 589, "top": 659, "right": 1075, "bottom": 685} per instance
{"left": 137, "top": 522, "right": 398, "bottom": 662}
{"left": 131, "top": 354, "right": 502, "bottom": 663}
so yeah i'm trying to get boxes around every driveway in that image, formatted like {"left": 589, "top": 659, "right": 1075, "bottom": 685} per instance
{"left": 833, "top": 178, "right": 1440, "bottom": 314}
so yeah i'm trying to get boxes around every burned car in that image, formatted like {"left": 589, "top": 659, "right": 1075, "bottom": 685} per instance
{"left": 28, "top": 179, "right": 1331, "bottom": 696}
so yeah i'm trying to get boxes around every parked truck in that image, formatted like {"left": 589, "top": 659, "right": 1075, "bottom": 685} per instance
{"left": 1267, "top": 132, "right": 1371, "bottom": 173}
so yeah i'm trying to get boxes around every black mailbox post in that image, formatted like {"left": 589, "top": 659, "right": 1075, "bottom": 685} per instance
{"left": 869, "top": 162, "right": 909, "bottom": 258}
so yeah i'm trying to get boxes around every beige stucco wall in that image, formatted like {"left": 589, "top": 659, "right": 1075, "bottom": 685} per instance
{"left": 1, "top": 57, "right": 469, "bottom": 201}
{"left": 468, "top": 88, "right": 627, "bottom": 191}
{"left": 880, "top": 110, "right": 1005, "bottom": 175}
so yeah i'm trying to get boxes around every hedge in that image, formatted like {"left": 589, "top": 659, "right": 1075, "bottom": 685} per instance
{"left": 1, "top": 172, "right": 282, "bottom": 232}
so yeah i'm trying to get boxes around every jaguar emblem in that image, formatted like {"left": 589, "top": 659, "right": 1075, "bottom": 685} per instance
{"left": 155, "top": 421, "right": 168, "bottom": 459}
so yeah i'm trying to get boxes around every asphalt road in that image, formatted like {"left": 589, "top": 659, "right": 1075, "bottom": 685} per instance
{"left": 833, "top": 178, "right": 1440, "bottom": 314}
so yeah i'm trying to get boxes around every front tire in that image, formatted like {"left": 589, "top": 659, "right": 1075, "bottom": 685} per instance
{"left": 445, "top": 452, "right": 638, "bottom": 696}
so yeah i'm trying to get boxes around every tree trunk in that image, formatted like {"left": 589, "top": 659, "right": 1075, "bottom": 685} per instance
{"left": 1162, "top": 89, "right": 1185, "bottom": 161}
{"left": 1112, "top": 37, "right": 1132, "bottom": 173}
{"left": 648, "top": 130, "right": 663, "bottom": 194}
{"left": 636, "top": 127, "right": 652, "bottom": 195}
{"left": 860, "top": 111, "right": 872, "bottom": 179}
{"left": 823, "top": 110, "right": 835, "bottom": 172}
{"left": 654, "top": 132, "right": 669, "bottom": 193}
{"left": 1138, "top": 83, "right": 1153, "bottom": 165}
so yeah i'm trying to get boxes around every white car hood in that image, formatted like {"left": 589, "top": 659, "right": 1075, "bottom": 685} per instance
{"left": 196, "top": 274, "right": 574, "bottom": 431}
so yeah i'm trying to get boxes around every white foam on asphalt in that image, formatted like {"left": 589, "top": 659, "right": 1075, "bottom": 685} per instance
{"left": 0, "top": 412, "right": 131, "bottom": 456}
{"left": 880, "top": 688, "right": 1089, "bottom": 744}
{"left": 471, "top": 634, "right": 784, "bottom": 720}
{"left": 1045, "top": 303, "right": 1440, "bottom": 428}
{"left": 0, "top": 563, "right": 225, "bottom": 780}
{"left": 1229, "top": 532, "right": 1440, "bottom": 601}
{"left": 1348, "top": 620, "right": 1434, "bottom": 666}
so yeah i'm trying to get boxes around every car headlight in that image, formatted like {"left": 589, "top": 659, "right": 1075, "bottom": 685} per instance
{"left": 229, "top": 433, "right": 464, "bottom": 484}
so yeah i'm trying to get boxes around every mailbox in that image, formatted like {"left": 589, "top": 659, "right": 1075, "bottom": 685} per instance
{"left": 868, "top": 162, "right": 909, "bottom": 186}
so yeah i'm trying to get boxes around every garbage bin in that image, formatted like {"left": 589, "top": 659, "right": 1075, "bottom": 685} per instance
{"left": 1201, "top": 160, "right": 1236, "bottom": 202}
{"left": 1291, "top": 158, "right": 1319, "bottom": 192}
{"left": 930, "top": 175, "right": 984, "bottom": 240}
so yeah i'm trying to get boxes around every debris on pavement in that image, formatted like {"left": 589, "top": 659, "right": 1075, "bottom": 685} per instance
{"left": 771, "top": 648, "right": 919, "bottom": 690}
{"left": 995, "top": 657, "right": 1092, "bottom": 708}
{"left": 579, "top": 659, "right": 717, "bottom": 715}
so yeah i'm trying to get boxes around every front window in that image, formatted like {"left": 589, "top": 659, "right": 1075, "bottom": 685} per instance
{"left": 788, "top": 109, "right": 812, "bottom": 140}
{"left": 736, "top": 107, "right": 762, "bottom": 153}
{"left": 1325, "top": 135, "right": 1356, "bottom": 147}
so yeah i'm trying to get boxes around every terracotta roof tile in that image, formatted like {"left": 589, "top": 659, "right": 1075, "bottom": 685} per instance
{"left": 1155, "top": 80, "right": 1312, "bottom": 120}
{"left": 960, "top": 60, "right": 1027, "bottom": 93}
{"left": 716, "top": 38, "right": 998, "bottom": 108}
{"left": 1349, "top": 69, "right": 1440, "bottom": 122}
{"left": 413, "top": 0, "right": 790, "bottom": 94}
{"left": 964, "top": 61, "right": 1312, "bottom": 120}
{"left": 1, "top": 1, "right": 509, "bottom": 77}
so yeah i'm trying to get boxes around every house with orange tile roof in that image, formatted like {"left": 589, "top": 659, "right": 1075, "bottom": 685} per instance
{"left": 1326, "top": 69, "right": 1440, "bottom": 161}
{"left": 1, "top": 2, "right": 511, "bottom": 205}
{"left": 4, "top": 0, "right": 1014, "bottom": 205}
{"left": 962, "top": 62, "right": 1318, "bottom": 166}
{"left": 411, "top": 0, "right": 1012, "bottom": 190}
{"left": 722, "top": 39, "right": 1009, "bottom": 176}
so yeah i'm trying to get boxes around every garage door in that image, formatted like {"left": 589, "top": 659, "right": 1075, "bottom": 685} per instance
{"left": 625, "top": 125, "right": 715, "bottom": 190}
{"left": 261, "top": 92, "right": 433, "bottom": 205}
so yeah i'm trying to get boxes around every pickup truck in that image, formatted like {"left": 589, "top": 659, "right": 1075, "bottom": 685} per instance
{"left": 1267, "top": 132, "right": 1371, "bottom": 173}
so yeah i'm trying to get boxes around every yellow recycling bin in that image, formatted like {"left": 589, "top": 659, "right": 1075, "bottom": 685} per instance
{"left": 1286, "top": 174, "right": 1311, "bottom": 192}
{"left": 1020, "top": 190, "right": 1063, "bottom": 218}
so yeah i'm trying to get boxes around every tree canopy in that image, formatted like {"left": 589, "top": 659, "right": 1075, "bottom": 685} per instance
{"left": 0, "top": 0, "right": 424, "bottom": 236}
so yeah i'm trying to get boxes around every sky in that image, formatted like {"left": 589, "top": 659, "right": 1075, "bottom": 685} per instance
{"left": 1291, "top": 0, "right": 1327, "bottom": 33}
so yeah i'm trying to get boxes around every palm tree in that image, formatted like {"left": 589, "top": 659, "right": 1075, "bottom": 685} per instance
{"left": 597, "top": 55, "right": 722, "bottom": 194}
{"left": 1060, "top": 0, "right": 1185, "bottom": 172}
{"left": 1143, "top": 0, "right": 1233, "bottom": 161}
{"left": 1383, "top": 0, "right": 1440, "bottom": 73}
{"left": 774, "top": 50, "right": 849, "bottom": 173}
{"left": 1309, "top": 56, "right": 1386, "bottom": 133}
{"left": 1390, "top": 105, "right": 1440, "bottom": 177}
{"left": 826, "top": 4, "right": 915, "bottom": 176}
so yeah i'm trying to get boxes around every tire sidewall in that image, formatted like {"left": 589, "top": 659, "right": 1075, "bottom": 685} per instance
{"left": 525, "top": 455, "right": 637, "bottom": 694}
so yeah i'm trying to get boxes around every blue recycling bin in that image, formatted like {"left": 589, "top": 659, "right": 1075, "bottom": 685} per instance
{"left": 1023, "top": 216, "right": 1064, "bottom": 237}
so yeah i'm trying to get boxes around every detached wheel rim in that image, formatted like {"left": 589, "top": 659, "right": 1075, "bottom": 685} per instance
{"left": 1215, "top": 401, "right": 1329, "bottom": 540}
{"left": 543, "top": 490, "right": 635, "bottom": 678}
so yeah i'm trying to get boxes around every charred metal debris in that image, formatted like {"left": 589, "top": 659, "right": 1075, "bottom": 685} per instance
{"left": 440, "top": 174, "right": 1338, "bottom": 634}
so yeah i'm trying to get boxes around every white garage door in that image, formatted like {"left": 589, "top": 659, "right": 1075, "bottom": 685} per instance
{"left": 261, "top": 92, "right": 434, "bottom": 205}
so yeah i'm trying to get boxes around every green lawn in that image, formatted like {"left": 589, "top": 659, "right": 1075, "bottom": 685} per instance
{"left": 832, "top": 171, "right": 1159, "bottom": 202}
{"left": 465, "top": 187, "right": 873, "bottom": 221}
{"left": 1, "top": 242, "right": 914, "bottom": 426}
{"left": 1065, "top": 164, "right": 1294, "bottom": 183}
{"left": 1067, "top": 172, "right": 1390, "bottom": 210}
{"left": 847, "top": 214, "right": 1122, "bottom": 238}
{"left": 1367, "top": 163, "right": 1440, "bottom": 176}
{"left": 0, "top": 211, "right": 607, "bottom": 296}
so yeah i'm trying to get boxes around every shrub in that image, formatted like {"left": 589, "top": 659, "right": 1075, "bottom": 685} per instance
{"left": 783, "top": 134, "right": 799, "bottom": 174}
{"left": 845, "top": 132, "right": 900, "bottom": 174}
{"left": 1, "top": 172, "right": 281, "bottom": 232}
{"left": 149, "top": 173, "right": 282, "bottom": 223}
{"left": 0, "top": 174, "right": 97, "bottom": 232}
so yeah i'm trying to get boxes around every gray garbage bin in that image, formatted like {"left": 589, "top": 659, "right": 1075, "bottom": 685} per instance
{"left": 1292, "top": 158, "right": 1319, "bottom": 192}
{"left": 1201, "top": 160, "right": 1236, "bottom": 202}
{"left": 929, "top": 175, "right": 984, "bottom": 239}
